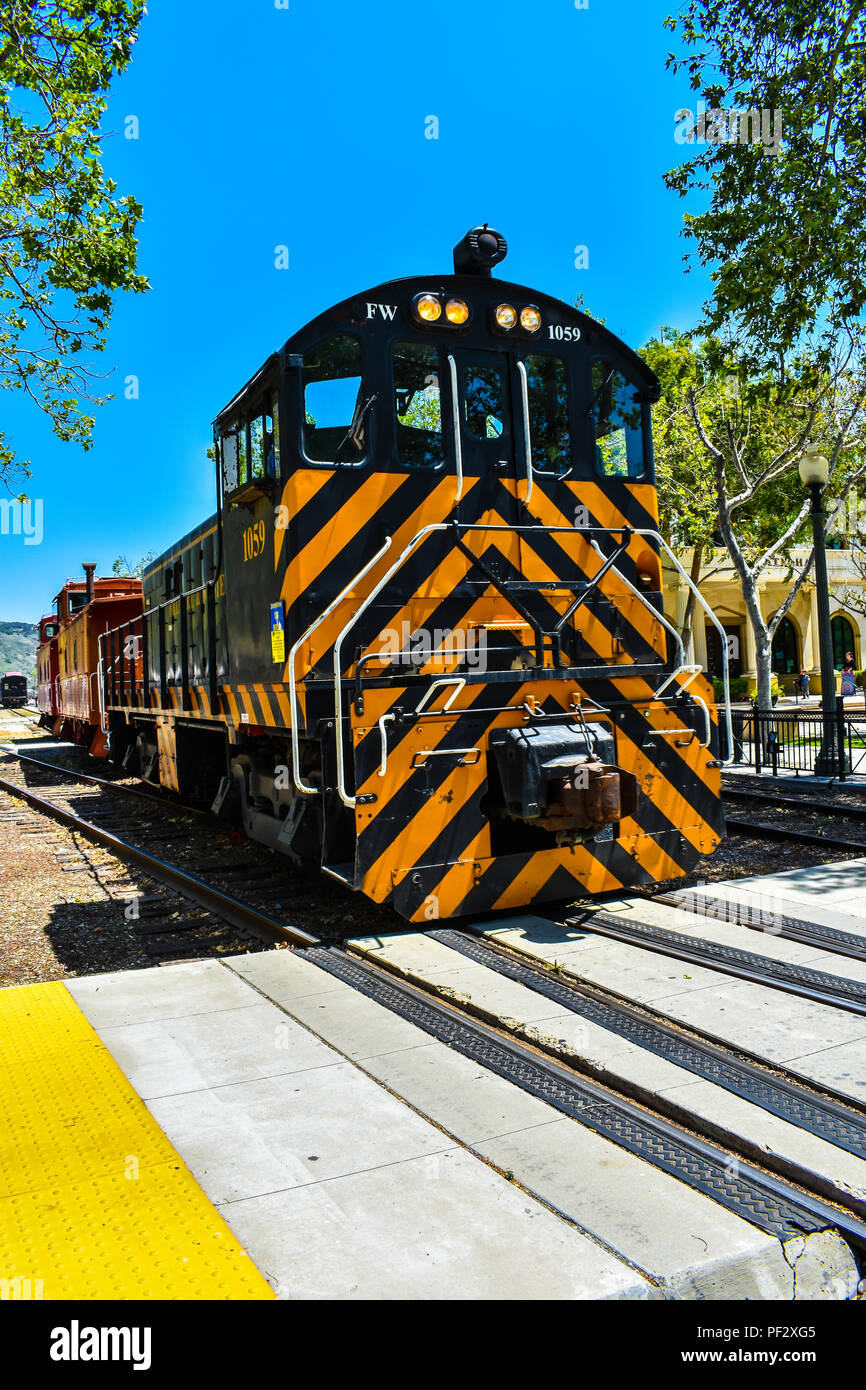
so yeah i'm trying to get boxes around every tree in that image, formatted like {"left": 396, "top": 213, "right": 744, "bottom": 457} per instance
{"left": 644, "top": 329, "right": 734, "bottom": 660}
{"left": 112, "top": 551, "right": 153, "bottom": 578}
{"left": 647, "top": 331, "right": 866, "bottom": 708}
{"left": 664, "top": 0, "right": 866, "bottom": 367}
{"left": 0, "top": 1, "right": 147, "bottom": 488}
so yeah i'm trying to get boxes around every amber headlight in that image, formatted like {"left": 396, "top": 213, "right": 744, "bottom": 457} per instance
{"left": 495, "top": 303, "right": 517, "bottom": 329}
{"left": 414, "top": 294, "right": 442, "bottom": 323}
{"left": 445, "top": 298, "right": 470, "bottom": 325}
{"left": 520, "top": 306, "right": 542, "bottom": 333}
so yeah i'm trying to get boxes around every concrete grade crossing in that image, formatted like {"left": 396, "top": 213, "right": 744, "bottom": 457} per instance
{"left": 0, "top": 856, "right": 864, "bottom": 1301}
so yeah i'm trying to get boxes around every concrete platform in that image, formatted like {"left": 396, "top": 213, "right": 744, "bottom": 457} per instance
{"left": 685, "top": 862, "right": 866, "bottom": 929}
{"left": 235, "top": 950, "right": 857, "bottom": 1300}
{"left": 65, "top": 960, "right": 655, "bottom": 1300}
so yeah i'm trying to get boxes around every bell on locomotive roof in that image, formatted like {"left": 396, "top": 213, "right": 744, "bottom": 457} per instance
{"left": 452, "top": 225, "right": 508, "bottom": 277}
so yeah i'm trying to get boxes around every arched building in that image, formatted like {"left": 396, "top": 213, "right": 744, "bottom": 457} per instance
{"left": 664, "top": 547, "right": 864, "bottom": 695}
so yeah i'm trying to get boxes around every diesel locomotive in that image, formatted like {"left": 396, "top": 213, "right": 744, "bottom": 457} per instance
{"left": 49, "top": 227, "right": 732, "bottom": 922}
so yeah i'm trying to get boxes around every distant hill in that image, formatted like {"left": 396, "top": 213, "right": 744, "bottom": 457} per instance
{"left": 0, "top": 621, "right": 38, "bottom": 685}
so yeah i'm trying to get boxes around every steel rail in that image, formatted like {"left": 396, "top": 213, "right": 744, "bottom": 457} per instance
{"left": 724, "top": 815, "right": 866, "bottom": 852}
{"left": 0, "top": 772, "right": 318, "bottom": 949}
{"left": 723, "top": 785, "right": 866, "bottom": 821}
{"left": 651, "top": 888, "right": 866, "bottom": 964}
{"left": 569, "top": 909, "right": 866, "bottom": 1016}
{"left": 0, "top": 749, "right": 215, "bottom": 820}
{"left": 304, "top": 944, "right": 866, "bottom": 1252}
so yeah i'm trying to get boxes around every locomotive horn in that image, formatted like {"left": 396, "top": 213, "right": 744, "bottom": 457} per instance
{"left": 452, "top": 224, "right": 508, "bottom": 276}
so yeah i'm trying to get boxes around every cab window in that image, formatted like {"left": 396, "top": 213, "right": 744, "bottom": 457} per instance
{"left": 463, "top": 364, "right": 504, "bottom": 439}
{"left": 222, "top": 432, "right": 238, "bottom": 492}
{"left": 393, "top": 342, "right": 443, "bottom": 468}
{"left": 302, "top": 335, "right": 367, "bottom": 466}
{"left": 526, "top": 354, "right": 571, "bottom": 476}
{"left": 591, "top": 360, "right": 645, "bottom": 478}
{"left": 250, "top": 416, "right": 265, "bottom": 480}
{"left": 265, "top": 395, "right": 279, "bottom": 478}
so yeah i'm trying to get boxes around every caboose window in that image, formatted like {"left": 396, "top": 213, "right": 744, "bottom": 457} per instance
{"left": 238, "top": 425, "right": 249, "bottom": 486}
{"left": 591, "top": 360, "right": 645, "bottom": 479}
{"left": 525, "top": 354, "right": 571, "bottom": 476}
{"left": 302, "top": 335, "right": 367, "bottom": 466}
{"left": 463, "top": 364, "right": 504, "bottom": 439}
{"left": 393, "top": 342, "right": 443, "bottom": 469}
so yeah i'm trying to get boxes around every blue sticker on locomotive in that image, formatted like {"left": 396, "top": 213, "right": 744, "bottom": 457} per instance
{"left": 270, "top": 601, "right": 285, "bottom": 664}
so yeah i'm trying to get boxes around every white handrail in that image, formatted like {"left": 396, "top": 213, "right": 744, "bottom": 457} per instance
{"left": 586, "top": 537, "right": 685, "bottom": 670}
{"left": 655, "top": 663, "right": 702, "bottom": 698}
{"left": 288, "top": 535, "right": 394, "bottom": 795}
{"left": 629, "top": 529, "right": 734, "bottom": 766}
{"left": 96, "top": 658, "right": 107, "bottom": 732}
{"left": 377, "top": 713, "right": 396, "bottom": 778}
{"left": 332, "top": 523, "right": 450, "bottom": 807}
{"left": 515, "top": 360, "right": 533, "bottom": 506}
{"left": 415, "top": 677, "right": 465, "bottom": 713}
{"left": 446, "top": 355, "right": 464, "bottom": 504}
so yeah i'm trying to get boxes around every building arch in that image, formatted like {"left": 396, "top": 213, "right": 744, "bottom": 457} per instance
{"left": 771, "top": 615, "right": 800, "bottom": 676}
{"left": 831, "top": 613, "right": 858, "bottom": 669}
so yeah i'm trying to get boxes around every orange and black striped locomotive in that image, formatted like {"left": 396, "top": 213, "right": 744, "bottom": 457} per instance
{"left": 99, "top": 227, "right": 730, "bottom": 922}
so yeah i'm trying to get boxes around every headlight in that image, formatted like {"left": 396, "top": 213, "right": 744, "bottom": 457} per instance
{"left": 520, "top": 306, "right": 542, "bottom": 333}
{"left": 415, "top": 294, "right": 442, "bottom": 323}
{"left": 445, "top": 298, "right": 470, "bottom": 324}
{"left": 495, "top": 303, "right": 517, "bottom": 329}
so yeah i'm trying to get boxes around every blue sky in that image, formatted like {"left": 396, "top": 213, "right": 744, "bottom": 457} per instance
{"left": 0, "top": 0, "right": 712, "bottom": 620}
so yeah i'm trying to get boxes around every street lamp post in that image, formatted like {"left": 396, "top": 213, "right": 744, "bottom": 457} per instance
{"left": 798, "top": 443, "right": 848, "bottom": 776}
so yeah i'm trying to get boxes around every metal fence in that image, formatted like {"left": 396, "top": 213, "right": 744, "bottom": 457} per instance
{"left": 720, "top": 697, "right": 866, "bottom": 780}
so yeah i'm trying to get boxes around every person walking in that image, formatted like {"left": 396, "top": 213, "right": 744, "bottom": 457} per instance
{"left": 799, "top": 667, "right": 810, "bottom": 699}
{"left": 841, "top": 651, "right": 858, "bottom": 698}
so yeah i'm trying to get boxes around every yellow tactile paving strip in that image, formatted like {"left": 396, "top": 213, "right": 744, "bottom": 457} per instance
{"left": 0, "top": 981, "right": 274, "bottom": 1299}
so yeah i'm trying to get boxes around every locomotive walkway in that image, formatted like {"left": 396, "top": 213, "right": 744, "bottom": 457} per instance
{"left": 2, "top": 856, "right": 866, "bottom": 1300}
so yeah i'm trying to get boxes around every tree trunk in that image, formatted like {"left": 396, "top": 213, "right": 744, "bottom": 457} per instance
{"left": 754, "top": 636, "right": 774, "bottom": 712}
{"left": 681, "top": 545, "right": 703, "bottom": 663}
{"left": 740, "top": 571, "right": 773, "bottom": 712}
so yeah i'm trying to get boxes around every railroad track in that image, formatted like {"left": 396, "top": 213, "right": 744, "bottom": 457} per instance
{"left": 728, "top": 789, "right": 866, "bottom": 817}
{"left": 0, "top": 761, "right": 318, "bottom": 955}
{"left": 652, "top": 886, "right": 866, "bottom": 964}
{"left": 302, "top": 936, "right": 866, "bottom": 1257}
{"left": 721, "top": 777, "right": 866, "bottom": 856}
{"left": 724, "top": 813, "right": 866, "bottom": 853}
{"left": 723, "top": 785, "right": 866, "bottom": 821}
{"left": 565, "top": 907, "right": 866, "bottom": 1015}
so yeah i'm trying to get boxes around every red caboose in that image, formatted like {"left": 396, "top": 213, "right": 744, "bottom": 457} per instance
{"left": 36, "top": 614, "right": 61, "bottom": 721}
{"left": 38, "top": 564, "right": 143, "bottom": 756}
